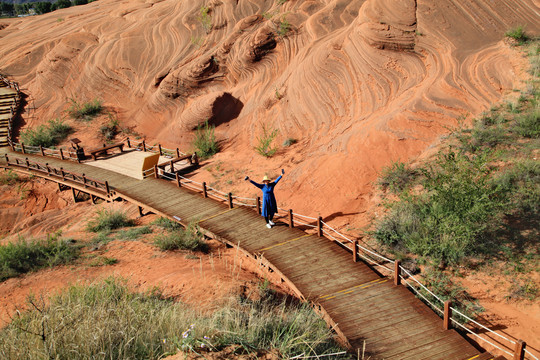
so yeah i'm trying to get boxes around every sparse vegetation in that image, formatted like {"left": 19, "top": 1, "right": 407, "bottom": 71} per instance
{"left": 377, "top": 161, "right": 418, "bottom": 194}
{"left": 0, "top": 277, "right": 343, "bottom": 359}
{"left": 505, "top": 25, "right": 529, "bottom": 44}
{"left": 154, "top": 222, "right": 208, "bottom": 253}
{"left": 88, "top": 256, "right": 118, "bottom": 267}
{"left": 116, "top": 226, "right": 153, "bottom": 241}
{"left": 0, "top": 170, "right": 21, "bottom": 186}
{"left": 198, "top": 6, "right": 212, "bottom": 33}
{"left": 20, "top": 118, "right": 72, "bottom": 148}
{"left": 0, "top": 234, "right": 80, "bottom": 282}
{"left": 277, "top": 15, "right": 291, "bottom": 37}
{"left": 99, "top": 113, "right": 119, "bottom": 141}
{"left": 283, "top": 137, "right": 297, "bottom": 147}
{"left": 67, "top": 97, "right": 103, "bottom": 121}
{"left": 192, "top": 120, "right": 219, "bottom": 160}
{"left": 254, "top": 123, "right": 279, "bottom": 157}
{"left": 86, "top": 209, "right": 135, "bottom": 233}
{"left": 152, "top": 217, "right": 182, "bottom": 231}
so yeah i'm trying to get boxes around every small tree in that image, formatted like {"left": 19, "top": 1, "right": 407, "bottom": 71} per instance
{"left": 254, "top": 123, "right": 278, "bottom": 157}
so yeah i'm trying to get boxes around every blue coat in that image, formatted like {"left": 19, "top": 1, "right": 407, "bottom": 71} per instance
{"left": 249, "top": 175, "right": 282, "bottom": 218}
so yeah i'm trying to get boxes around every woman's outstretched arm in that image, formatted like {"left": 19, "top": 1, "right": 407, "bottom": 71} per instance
{"left": 273, "top": 169, "right": 285, "bottom": 185}
{"left": 245, "top": 176, "right": 264, "bottom": 189}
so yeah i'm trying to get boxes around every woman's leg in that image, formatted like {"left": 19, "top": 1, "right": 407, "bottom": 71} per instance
{"left": 264, "top": 216, "right": 272, "bottom": 228}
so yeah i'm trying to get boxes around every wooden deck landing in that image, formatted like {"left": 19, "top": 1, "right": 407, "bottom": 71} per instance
{"left": 0, "top": 148, "right": 494, "bottom": 360}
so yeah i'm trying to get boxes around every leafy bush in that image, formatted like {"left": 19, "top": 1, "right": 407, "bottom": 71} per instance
{"left": 21, "top": 118, "right": 72, "bottom": 147}
{"left": 505, "top": 26, "right": 529, "bottom": 43}
{"left": 192, "top": 121, "right": 219, "bottom": 159}
{"left": 67, "top": 97, "right": 103, "bottom": 121}
{"left": 0, "top": 277, "right": 342, "bottom": 359}
{"left": 151, "top": 217, "right": 182, "bottom": 231}
{"left": 495, "top": 160, "right": 540, "bottom": 214}
{"left": 377, "top": 161, "right": 418, "bottom": 193}
{"left": 86, "top": 209, "right": 135, "bottom": 233}
{"left": 0, "top": 170, "right": 21, "bottom": 186}
{"left": 154, "top": 223, "right": 208, "bottom": 253}
{"left": 0, "top": 234, "right": 79, "bottom": 282}
{"left": 512, "top": 107, "right": 540, "bottom": 138}
{"left": 254, "top": 123, "right": 278, "bottom": 157}
{"left": 375, "top": 151, "right": 508, "bottom": 265}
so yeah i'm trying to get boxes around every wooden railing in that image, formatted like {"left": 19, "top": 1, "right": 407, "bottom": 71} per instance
{"left": 0, "top": 74, "right": 21, "bottom": 148}
{"left": 4, "top": 154, "right": 111, "bottom": 195}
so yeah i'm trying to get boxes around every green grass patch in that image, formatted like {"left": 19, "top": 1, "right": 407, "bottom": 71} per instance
{"left": 20, "top": 118, "right": 72, "bottom": 148}
{"left": 0, "top": 277, "right": 343, "bottom": 359}
{"left": 254, "top": 123, "right": 278, "bottom": 157}
{"left": 86, "top": 209, "right": 135, "bottom": 233}
{"left": 116, "top": 226, "right": 152, "bottom": 241}
{"left": 192, "top": 120, "right": 219, "bottom": 160}
{"left": 154, "top": 222, "right": 208, "bottom": 253}
{"left": 88, "top": 256, "right": 118, "bottom": 267}
{"left": 0, "top": 234, "right": 80, "bottom": 282}
{"left": 151, "top": 217, "right": 182, "bottom": 231}
{"left": 67, "top": 97, "right": 103, "bottom": 121}
{"left": 0, "top": 170, "right": 21, "bottom": 186}
{"left": 505, "top": 25, "right": 529, "bottom": 44}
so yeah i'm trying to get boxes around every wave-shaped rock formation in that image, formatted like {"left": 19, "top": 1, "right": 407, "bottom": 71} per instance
{"left": 0, "top": 0, "right": 538, "bottom": 220}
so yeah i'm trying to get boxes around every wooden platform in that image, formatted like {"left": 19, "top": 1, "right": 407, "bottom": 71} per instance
{"left": 0, "top": 148, "right": 499, "bottom": 360}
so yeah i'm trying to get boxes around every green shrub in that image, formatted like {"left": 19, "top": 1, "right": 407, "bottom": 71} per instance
{"left": 282, "top": 137, "right": 297, "bottom": 147}
{"left": 192, "top": 121, "right": 219, "bottom": 159}
{"left": 88, "top": 256, "right": 118, "bottom": 267}
{"left": 254, "top": 123, "right": 278, "bottom": 157}
{"left": 151, "top": 217, "right": 182, "bottom": 231}
{"left": 68, "top": 97, "right": 103, "bottom": 121}
{"left": 377, "top": 161, "right": 418, "bottom": 193}
{"left": 495, "top": 160, "right": 540, "bottom": 214}
{"left": 21, "top": 118, "right": 72, "bottom": 147}
{"left": 0, "top": 277, "right": 342, "bottom": 359}
{"left": 277, "top": 16, "right": 290, "bottom": 37}
{"left": 512, "top": 108, "right": 540, "bottom": 138}
{"left": 116, "top": 226, "right": 152, "bottom": 240}
{"left": 154, "top": 222, "right": 208, "bottom": 252}
{"left": 0, "top": 170, "right": 21, "bottom": 185}
{"left": 505, "top": 26, "right": 529, "bottom": 43}
{"left": 86, "top": 209, "right": 135, "bottom": 233}
{"left": 0, "top": 234, "right": 80, "bottom": 282}
{"left": 100, "top": 113, "right": 119, "bottom": 140}
{"left": 198, "top": 6, "right": 212, "bottom": 33}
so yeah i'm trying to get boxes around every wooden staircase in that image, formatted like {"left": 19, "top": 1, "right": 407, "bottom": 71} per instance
{"left": 0, "top": 77, "right": 20, "bottom": 147}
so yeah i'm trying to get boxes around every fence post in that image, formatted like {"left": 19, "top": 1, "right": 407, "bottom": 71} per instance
{"left": 170, "top": 160, "right": 174, "bottom": 173}
{"left": 21, "top": 142, "right": 26, "bottom": 154}
{"left": 105, "top": 181, "right": 110, "bottom": 195}
{"left": 317, "top": 216, "right": 323, "bottom": 237}
{"left": 443, "top": 301, "right": 452, "bottom": 330}
{"left": 82, "top": 174, "right": 87, "bottom": 187}
{"left": 228, "top": 193, "right": 233, "bottom": 209}
{"left": 394, "top": 260, "right": 401, "bottom": 285}
{"left": 25, "top": 157, "right": 30, "bottom": 169}
{"left": 71, "top": 187, "right": 77, "bottom": 203}
{"left": 353, "top": 239, "right": 358, "bottom": 262}
{"left": 46, "top": 163, "right": 51, "bottom": 176}
{"left": 159, "top": 144, "right": 163, "bottom": 156}
{"left": 60, "top": 148, "right": 65, "bottom": 160}
{"left": 126, "top": 137, "right": 131, "bottom": 148}
{"left": 513, "top": 340, "right": 526, "bottom": 360}
{"left": 288, "top": 209, "right": 294, "bottom": 228}
{"left": 61, "top": 168, "right": 65, "bottom": 181}
{"left": 256, "top": 196, "right": 261, "bottom": 215}
{"left": 40, "top": 145, "right": 45, "bottom": 156}
{"left": 176, "top": 173, "right": 181, "bottom": 187}
{"left": 4, "top": 154, "right": 9, "bottom": 164}
{"left": 202, "top": 182, "right": 208, "bottom": 198}
{"left": 154, "top": 165, "right": 159, "bottom": 179}
{"left": 176, "top": 148, "right": 180, "bottom": 158}
{"left": 142, "top": 140, "right": 146, "bottom": 152}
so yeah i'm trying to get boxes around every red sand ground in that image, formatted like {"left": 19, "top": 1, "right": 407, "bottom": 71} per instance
{"left": 0, "top": 0, "right": 539, "bottom": 357}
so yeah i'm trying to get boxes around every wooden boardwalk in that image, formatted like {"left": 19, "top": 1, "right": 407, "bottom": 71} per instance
{"left": 0, "top": 82, "right": 19, "bottom": 147}
{"left": 0, "top": 148, "right": 502, "bottom": 360}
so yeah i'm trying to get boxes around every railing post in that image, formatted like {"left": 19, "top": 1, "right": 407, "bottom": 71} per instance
{"left": 202, "top": 182, "right": 208, "bottom": 198}
{"left": 317, "top": 216, "right": 323, "bottom": 237}
{"left": 25, "top": 157, "right": 30, "bottom": 169}
{"left": 71, "top": 187, "right": 77, "bottom": 203}
{"left": 170, "top": 160, "right": 174, "bottom": 173}
{"left": 353, "top": 239, "right": 358, "bottom": 262}
{"left": 60, "top": 148, "right": 65, "bottom": 160}
{"left": 443, "top": 301, "right": 452, "bottom": 330}
{"left": 4, "top": 154, "right": 9, "bottom": 165}
{"left": 142, "top": 140, "right": 146, "bottom": 152}
{"left": 40, "top": 145, "right": 45, "bottom": 156}
{"left": 288, "top": 209, "right": 294, "bottom": 228}
{"left": 176, "top": 173, "right": 181, "bottom": 187}
{"left": 21, "top": 142, "right": 26, "bottom": 154}
{"left": 46, "top": 163, "right": 51, "bottom": 176}
{"left": 394, "top": 260, "right": 401, "bottom": 285}
{"left": 159, "top": 144, "right": 163, "bottom": 156}
{"left": 126, "top": 137, "right": 131, "bottom": 148}
{"left": 513, "top": 340, "right": 526, "bottom": 360}
{"left": 228, "top": 193, "right": 233, "bottom": 209}
{"left": 154, "top": 165, "right": 159, "bottom": 179}
{"left": 176, "top": 148, "right": 180, "bottom": 158}
{"left": 61, "top": 167, "right": 65, "bottom": 181}
{"left": 256, "top": 196, "right": 261, "bottom": 215}
{"left": 82, "top": 174, "right": 87, "bottom": 187}
{"left": 105, "top": 181, "right": 110, "bottom": 195}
